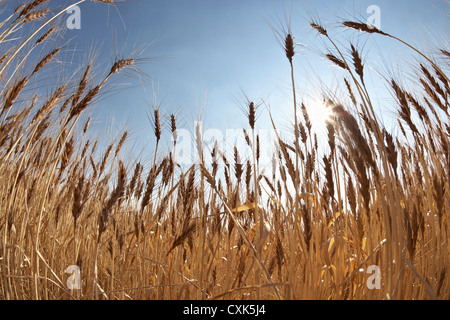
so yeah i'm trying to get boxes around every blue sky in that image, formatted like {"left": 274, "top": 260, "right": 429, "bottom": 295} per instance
{"left": 5, "top": 0, "right": 450, "bottom": 164}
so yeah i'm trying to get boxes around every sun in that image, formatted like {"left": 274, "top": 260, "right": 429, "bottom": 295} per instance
{"left": 305, "top": 97, "right": 334, "bottom": 132}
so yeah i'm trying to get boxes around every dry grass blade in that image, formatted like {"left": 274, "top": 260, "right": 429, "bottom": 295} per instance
{"left": 404, "top": 258, "right": 438, "bottom": 300}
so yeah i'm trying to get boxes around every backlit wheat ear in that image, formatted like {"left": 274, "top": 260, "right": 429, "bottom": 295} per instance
{"left": 234, "top": 146, "right": 243, "bottom": 183}
{"left": 384, "top": 129, "right": 398, "bottom": 178}
{"left": 248, "top": 102, "right": 256, "bottom": 129}
{"left": 32, "top": 48, "right": 60, "bottom": 75}
{"left": 68, "top": 85, "right": 101, "bottom": 123}
{"left": 301, "top": 103, "right": 312, "bottom": 133}
{"left": 72, "top": 174, "right": 86, "bottom": 224}
{"left": 168, "top": 222, "right": 197, "bottom": 255}
{"left": 326, "top": 121, "right": 335, "bottom": 155}
{"left": 420, "top": 78, "right": 446, "bottom": 113}
{"left": 2, "top": 77, "right": 28, "bottom": 114}
{"left": 128, "top": 162, "right": 142, "bottom": 196}
{"left": 441, "top": 49, "right": 450, "bottom": 59}
{"left": 171, "top": 113, "right": 177, "bottom": 141}
{"left": 245, "top": 160, "right": 252, "bottom": 192}
{"left": 256, "top": 135, "right": 260, "bottom": 162}
{"left": 243, "top": 129, "right": 251, "bottom": 147}
{"left": 300, "top": 204, "right": 312, "bottom": 250}
{"left": 109, "top": 58, "right": 134, "bottom": 75}
{"left": 210, "top": 140, "right": 219, "bottom": 177}
{"left": 342, "top": 21, "right": 387, "bottom": 35}
{"left": 35, "top": 26, "right": 56, "bottom": 45}
{"left": 326, "top": 53, "right": 347, "bottom": 70}
{"left": 344, "top": 78, "right": 357, "bottom": 105}
{"left": 18, "top": 0, "right": 49, "bottom": 19}
{"left": 406, "top": 92, "right": 429, "bottom": 124}
{"left": 195, "top": 121, "right": 203, "bottom": 161}
{"left": 344, "top": 20, "right": 449, "bottom": 83}
{"left": 23, "top": 9, "right": 50, "bottom": 23}
{"left": 115, "top": 131, "right": 128, "bottom": 157}
{"left": 153, "top": 109, "right": 161, "bottom": 142}
{"left": 98, "top": 143, "right": 113, "bottom": 177}
{"left": 73, "top": 64, "right": 92, "bottom": 107}
{"left": 285, "top": 33, "right": 295, "bottom": 64}
{"left": 350, "top": 44, "right": 364, "bottom": 82}
{"left": 31, "top": 84, "right": 67, "bottom": 125}
{"left": 391, "top": 79, "right": 419, "bottom": 134}
{"left": 0, "top": 50, "right": 11, "bottom": 65}
{"left": 83, "top": 117, "right": 91, "bottom": 135}
{"left": 13, "top": 4, "right": 26, "bottom": 16}
{"left": 420, "top": 64, "right": 446, "bottom": 100}
{"left": 310, "top": 22, "right": 327, "bottom": 36}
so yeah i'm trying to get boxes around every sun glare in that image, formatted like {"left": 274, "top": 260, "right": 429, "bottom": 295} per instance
{"left": 305, "top": 97, "right": 334, "bottom": 132}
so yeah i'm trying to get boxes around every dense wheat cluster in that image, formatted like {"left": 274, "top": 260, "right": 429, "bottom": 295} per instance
{"left": 0, "top": 1, "right": 448, "bottom": 300}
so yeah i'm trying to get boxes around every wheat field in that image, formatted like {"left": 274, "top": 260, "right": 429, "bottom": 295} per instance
{"left": 0, "top": 0, "right": 448, "bottom": 300}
